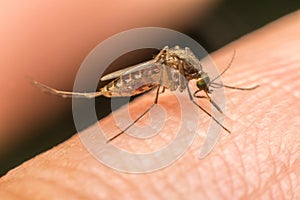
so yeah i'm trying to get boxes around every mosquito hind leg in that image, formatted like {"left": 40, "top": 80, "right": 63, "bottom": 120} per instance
{"left": 33, "top": 80, "right": 103, "bottom": 98}
{"left": 106, "top": 84, "right": 161, "bottom": 143}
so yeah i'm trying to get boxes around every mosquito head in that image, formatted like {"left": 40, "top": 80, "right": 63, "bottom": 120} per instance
{"left": 196, "top": 71, "right": 210, "bottom": 91}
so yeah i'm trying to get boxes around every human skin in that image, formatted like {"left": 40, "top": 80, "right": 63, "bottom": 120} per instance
{"left": 1, "top": 7, "right": 300, "bottom": 200}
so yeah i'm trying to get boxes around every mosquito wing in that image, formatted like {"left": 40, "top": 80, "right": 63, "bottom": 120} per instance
{"left": 100, "top": 60, "right": 156, "bottom": 81}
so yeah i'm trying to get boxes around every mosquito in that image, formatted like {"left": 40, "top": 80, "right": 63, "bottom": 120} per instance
{"left": 33, "top": 46, "right": 259, "bottom": 142}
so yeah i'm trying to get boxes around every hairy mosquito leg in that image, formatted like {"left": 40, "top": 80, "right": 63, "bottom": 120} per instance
{"left": 187, "top": 84, "right": 231, "bottom": 133}
{"left": 106, "top": 84, "right": 161, "bottom": 143}
{"left": 33, "top": 80, "right": 103, "bottom": 98}
{"left": 193, "top": 90, "right": 224, "bottom": 114}
{"left": 211, "top": 82, "right": 259, "bottom": 90}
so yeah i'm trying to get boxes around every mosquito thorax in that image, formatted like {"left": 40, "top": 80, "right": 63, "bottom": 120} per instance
{"left": 196, "top": 72, "right": 210, "bottom": 90}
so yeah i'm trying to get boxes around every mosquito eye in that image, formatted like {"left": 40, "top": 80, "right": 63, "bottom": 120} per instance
{"left": 196, "top": 78, "right": 206, "bottom": 90}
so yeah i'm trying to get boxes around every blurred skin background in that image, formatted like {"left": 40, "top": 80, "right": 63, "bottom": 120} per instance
{"left": 0, "top": 0, "right": 299, "bottom": 176}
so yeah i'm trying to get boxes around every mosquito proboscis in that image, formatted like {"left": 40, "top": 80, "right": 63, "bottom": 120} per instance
{"left": 33, "top": 46, "right": 259, "bottom": 142}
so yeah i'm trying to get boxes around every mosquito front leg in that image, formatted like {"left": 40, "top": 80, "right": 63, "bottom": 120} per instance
{"left": 106, "top": 84, "right": 161, "bottom": 143}
{"left": 193, "top": 90, "right": 224, "bottom": 114}
{"left": 187, "top": 84, "right": 231, "bottom": 133}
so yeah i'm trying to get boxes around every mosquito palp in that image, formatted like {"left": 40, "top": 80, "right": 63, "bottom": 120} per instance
{"left": 210, "top": 82, "right": 259, "bottom": 90}
{"left": 34, "top": 46, "right": 259, "bottom": 142}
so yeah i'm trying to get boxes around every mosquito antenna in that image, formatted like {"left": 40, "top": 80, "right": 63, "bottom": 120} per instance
{"left": 209, "top": 50, "right": 236, "bottom": 84}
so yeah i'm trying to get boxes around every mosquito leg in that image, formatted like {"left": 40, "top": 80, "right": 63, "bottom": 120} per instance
{"left": 193, "top": 90, "right": 224, "bottom": 114}
{"left": 204, "top": 91, "right": 223, "bottom": 114}
{"left": 154, "top": 84, "right": 160, "bottom": 103}
{"left": 211, "top": 82, "right": 259, "bottom": 90}
{"left": 187, "top": 84, "right": 231, "bottom": 133}
{"left": 106, "top": 104, "right": 156, "bottom": 142}
{"left": 106, "top": 85, "right": 161, "bottom": 143}
{"left": 160, "top": 86, "right": 166, "bottom": 94}
{"left": 33, "top": 80, "right": 103, "bottom": 98}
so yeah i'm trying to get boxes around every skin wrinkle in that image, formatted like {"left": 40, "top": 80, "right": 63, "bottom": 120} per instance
{"left": 155, "top": 174, "right": 178, "bottom": 198}
{"left": 231, "top": 96, "right": 259, "bottom": 127}
{"left": 106, "top": 175, "right": 132, "bottom": 199}
{"left": 26, "top": 162, "right": 113, "bottom": 199}
{"left": 290, "top": 165, "right": 299, "bottom": 199}
{"left": 141, "top": 168, "right": 188, "bottom": 199}
{"left": 286, "top": 154, "right": 299, "bottom": 197}
{"left": 118, "top": 179, "right": 142, "bottom": 200}
{"left": 230, "top": 140, "right": 248, "bottom": 196}
{"left": 214, "top": 155, "right": 232, "bottom": 198}
{"left": 97, "top": 171, "right": 137, "bottom": 199}
{"left": 283, "top": 172, "right": 294, "bottom": 199}
{"left": 278, "top": 166, "right": 291, "bottom": 199}
{"left": 214, "top": 153, "right": 234, "bottom": 198}
{"left": 250, "top": 134, "right": 297, "bottom": 198}
{"left": 138, "top": 174, "right": 167, "bottom": 199}
{"left": 10, "top": 138, "right": 132, "bottom": 199}
{"left": 194, "top": 168, "right": 209, "bottom": 199}
{"left": 177, "top": 159, "right": 195, "bottom": 199}
{"left": 3, "top": 178, "right": 82, "bottom": 200}
{"left": 161, "top": 166, "right": 184, "bottom": 199}
{"left": 245, "top": 138, "right": 270, "bottom": 197}
{"left": 142, "top": 175, "right": 165, "bottom": 200}
{"left": 208, "top": 155, "right": 223, "bottom": 198}
{"left": 218, "top": 68, "right": 296, "bottom": 198}
{"left": 269, "top": 146, "right": 284, "bottom": 197}
{"left": 146, "top": 173, "right": 171, "bottom": 199}
{"left": 175, "top": 159, "right": 196, "bottom": 198}
{"left": 189, "top": 164, "right": 209, "bottom": 199}
{"left": 222, "top": 140, "right": 249, "bottom": 197}
{"left": 48, "top": 163, "right": 122, "bottom": 199}
{"left": 179, "top": 145, "right": 209, "bottom": 199}
{"left": 175, "top": 159, "right": 195, "bottom": 196}
{"left": 148, "top": 174, "right": 178, "bottom": 199}
{"left": 94, "top": 169, "right": 132, "bottom": 196}
{"left": 0, "top": 185, "right": 24, "bottom": 200}
{"left": 273, "top": 162, "right": 285, "bottom": 198}
{"left": 54, "top": 145, "right": 146, "bottom": 199}
{"left": 254, "top": 126, "right": 263, "bottom": 192}
{"left": 278, "top": 72, "right": 300, "bottom": 93}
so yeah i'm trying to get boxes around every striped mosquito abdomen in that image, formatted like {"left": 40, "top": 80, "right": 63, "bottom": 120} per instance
{"left": 100, "top": 65, "right": 161, "bottom": 97}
